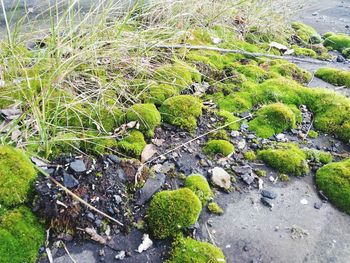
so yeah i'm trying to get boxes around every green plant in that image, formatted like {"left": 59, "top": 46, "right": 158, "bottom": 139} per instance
{"left": 308, "top": 130, "right": 318, "bottom": 139}
{"left": 0, "top": 146, "right": 37, "bottom": 207}
{"left": 244, "top": 150, "right": 257, "bottom": 161}
{"left": 160, "top": 95, "right": 203, "bottom": 131}
{"left": 316, "top": 158, "right": 350, "bottom": 214}
{"left": 315, "top": 68, "right": 350, "bottom": 88}
{"left": 217, "top": 110, "right": 240, "bottom": 131}
{"left": 208, "top": 130, "right": 229, "bottom": 140}
{"left": 208, "top": 202, "right": 224, "bottom": 215}
{"left": 323, "top": 33, "right": 350, "bottom": 51}
{"left": 166, "top": 236, "right": 226, "bottom": 263}
{"left": 116, "top": 130, "right": 146, "bottom": 157}
{"left": 144, "top": 84, "right": 179, "bottom": 106}
{"left": 185, "top": 174, "right": 213, "bottom": 205}
{"left": 303, "top": 148, "right": 332, "bottom": 164}
{"left": 147, "top": 188, "right": 202, "bottom": 239}
{"left": 291, "top": 22, "right": 321, "bottom": 44}
{"left": 203, "top": 140, "right": 235, "bottom": 156}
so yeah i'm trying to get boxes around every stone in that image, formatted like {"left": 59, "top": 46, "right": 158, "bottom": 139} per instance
{"left": 275, "top": 133, "right": 287, "bottom": 142}
{"left": 241, "top": 173, "right": 254, "bottom": 185}
{"left": 211, "top": 167, "right": 231, "bottom": 190}
{"left": 136, "top": 173, "right": 166, "bottom": 205}
{"left": 114, "top": 195, "right": 122, "bottom": 205}
{"left": 70, "top": 159, "right": 86, "bottom": 173}
{"left": 337, "top": 55, "right": 346, "bottom": 63}
{"left": 232, "top": 165, "right": 252, "bottom": 175}
{"left": 314, "top": 202, "right": 323, "bottom": 209}
{"left": 117, "top": 168, "right": 127, "bottom": 183}
{"left": 261, "top": 197, "right": 274, "bottom": 208}
{"left": 115, "top": 250, "right": 126, "bottom": 260}
{"left": 247, "top": 134, "right": 256, "bottom": 140}
{"left": 230, "top": 131, "right": 240, "bottom": 138}
{"left": 237, "top": 139, "right": 247, "bottom": 150}
{"left": 107, "top": 154, "right": 120, "bottom": 164}
{"left": 261, "top": 190, "right": 277, "bottom": 199}
{"left": 63, "top": 172, "right": 79, "bottom": 188}
{"left": 86, "top": 212, "right": 95, "bottom": 222}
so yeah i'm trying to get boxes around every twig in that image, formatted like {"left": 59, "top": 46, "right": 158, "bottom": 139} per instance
{"left": 205, "top": 222, "right": 216, "bottom": 246}
{"left": 35, "top": 166, "right": 124, "bottom": 226}
{"left": 143, "top": 44, "right": 328, "bottom": 65}
{"left": 304, "top": 119, "right": 314, "bottom": 140}
{"left": 61, "top": 241, "right": 77, "bottom": 263}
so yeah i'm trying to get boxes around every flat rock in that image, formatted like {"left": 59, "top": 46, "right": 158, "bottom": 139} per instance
{"left": 70, "top": 159, "right": 87, "bottom": 173}
{"left": 232, "top": 165, "right": 252, "bottom": 175}
{"left": 107, "top": 155, "right": 121, "bottom": 164}
{"left": 261, "top": 190, "right": 277, "bottom": 199}
{"left": 63, "top": 172, "right": 79, "bottom": 188}
{"left": 261, "top": 197, "right": 274, "bottom": 208}
{"left": 241, "top": 173, "right": 255, "bottom": 185}
{"left": 136, "top": 173, "right": 166, "bottom": 205}
{"left": 211, "top": 167, "right": 231, "bottom": 190}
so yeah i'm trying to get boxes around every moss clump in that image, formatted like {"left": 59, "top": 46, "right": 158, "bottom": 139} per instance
{"left": 233, "top": 62, "right": 271, "bottom": 83}
{"left": 291, "top": 45, "right": 317, "bottom": 58}
{"left": 154, "top": 62, "right": 201, "bottom": 88}
{"left": 121, "top": 104, "right": 161, "bottom": 137}
{"left": 315, "top": 68, "right": 350, "bottom": 88}
{"left": 316, "top": 158, "right": 350, "bottom": 214}
{"left": 255, "top": 169, "right": 267, "bottom": 177}
{"left": 279, "top": 174, "right": 290, "bottom": 181}
{"left": 185, "top": 174, "right": 213, "bottom": 205}
{"left": 303, "top": 148, "right": 333, "bottom": 164}
{"left": 217, "top": 92, "right": 253, "bottom": 113}
{"left": 267, "top": 60, "right": 312, "bottom": 84}
{"left": 166, "top": 237, "right": 226, "bottom": 263}
{"left": 291, "top": 22, "right": 321, "bottom": 44}
{"left": 244, "top": 150, "right": 257, "bottom": 161}
{"left": 323, "top": 33, "right": 350, "bottom": 52}
{"left": 308, "top": 130, "right": 318, "bottom": 139}
{"left": 217, "top": 110, "right": 240, "bottom": 131}
{"left": 147, "top": 188, "right": 202, "bottom": 239}
{"left": 342, "top": 47, "right": 350, "bottom": 59}
{"left": 160, "top": 95, "right": 203, "bottom": 131}
{"left": 0, "top": 146, "right": 37, "bottom": 207}
{"left": 144, "top": 84, "right": 178, "bottom": 106}
{"left": 116, "top": 130, "right": 146, "bottom": 157}
{"left": 0, "top": 206, "right": 45, "bottom": 263}
{"left": 258, "top": 143, "right": 309, "bottom": 176}
{"left": 203, "top": 140, "right": 234, "bottom": 156}
{"left": 208, "top": 130, "right": 229, "bottom": 140}
{"left": 208, "top": 202, "right": 224, "bottom": 215}
{"left": 248, "top": 103, "right": 299, "bottom": 138}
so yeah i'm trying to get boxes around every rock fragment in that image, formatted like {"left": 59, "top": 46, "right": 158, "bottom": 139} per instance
{"left": 70, "top": 159, "right": 86, "bottom": 173}
{"left": 210, "top": 167, "right": 231, "bottom": 190}
{"left": 261, "top": 190, "right": 277, "bottom": 199}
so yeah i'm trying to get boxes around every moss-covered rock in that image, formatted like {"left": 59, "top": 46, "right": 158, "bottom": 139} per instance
{"left": 323, "top": 33, "right": 350, "bottom": 52}
{"left": 160, "top": 95, "right": 203, "bottom": 131}
{"left": 316, "top": 158, "right": 350, "bottom": 214}
{"left": 258, "top": 143, "right": 309, "bottom": 176}
{"left": 0, "top": 146, "right": 37, "bottom": 207}
{"left": 185, "top": 174, "right": 213, "bottom": 205}
{"left": 291, "top": 22, "right": 321, "bottom": 44}
{"left": 207, "top": 202, "right": 224, "bottom": 215}
{"left": 116, "top": 130, "right": 146, "bottom": 158}
{"left": 0, "top": 206, "right": 45, "bottom": 263}
{"left": 303, "top": 148, "right": 332, "bottom": 164}
{"left": 166, "top": 236, "right": 226, "bottom": 263}
{"left": 121, "top": 104, "right": 161, "bottom": 137}
{"left": 315, "top": 68, "right": 350, "bottom": 88}
{"left": 147, "top": 188, "right": 202, "bottom": 239}
{"left": 248, "top": 103, "right": 300, "bottom": 138}
{"left": 203, "top": 140, "right": 234, "bottom": 156}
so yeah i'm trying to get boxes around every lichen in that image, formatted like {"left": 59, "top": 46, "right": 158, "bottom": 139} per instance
{"left": 257, "top": 143, "right": 309, "bottom": 176}
{"left": 291, "top": 22, "right": 321, "bottom": 44}
{"left": 316, "top": 158, "right": 350, "bottom": 214}
{"left": 185, "top": 174, "right": 213, "bottom": 205}
{"left": 120, "top": 103, "right": 161, "bottom": 137}
{"left": 166, "top": 236, "right": 226, "bottom": 263}
{"left": 0, "top": 207, "right": 45, "bottom": 263}
{"left": 203, "top": 140, "right": 235, "bottom": 156}
{"left": 0, "top": 146, "right": 37, "bottom": 207}
{"left": 160, "top": 95, "right": 203, "bottom": 131}
{"left": 315, "top": 67, "right": 350, "bottom": 88}
{"left": 147, "top": 188, "right": 202, "bottom": 239}
{"left": 248, "top": 103, "right": 300, "bottom": 138}
{"left": 207, "top": 202, "right": 224, "bottom": 215}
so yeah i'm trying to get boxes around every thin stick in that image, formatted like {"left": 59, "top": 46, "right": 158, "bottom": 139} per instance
{"left": 143, "top": 44, "right": 328, "bottom": 65}
{"left": 61, "top": 241, "right": 77, "bottom": 263}
{"left": 35, "top": 167, "right": 124, "bottom": 226}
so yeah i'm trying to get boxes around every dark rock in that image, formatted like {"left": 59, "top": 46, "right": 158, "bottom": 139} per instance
{"left": 63, "top": 172, "right": 79, "bottom": 188}
{"left": 337, "top": 55, "right": 346, "bottom": 63}
{"left": 314, "top": 202, "right": 323, "bottom": 209}
{"left": 136, "top": 173, "right": 166, "bottom": 205}
{"left": 261, "top": 197, "right": 274, "bottom": 208}
{"left": 70, "top": 159, "right": 86, "bottom": 173}
{"left": 232, "top": 165, "right": 252, "bottom": 175}
{"left": 86, "top": 212, "right": 95, "bottom": 222}
{"left": 116, "top": 168, "right": 127, "bottom": 183}
{"left": 261, "top": 190, "right": 277, "bottom": 199}
{"left": 107, "top": 154, "right": 121, "bottom": 164}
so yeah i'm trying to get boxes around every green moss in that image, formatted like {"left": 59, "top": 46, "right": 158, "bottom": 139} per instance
{"left": 147, "top": 188, "right": 202, "bottom": 239}
{"left": 266, "top": 60, "right": 312, "bottom": 84}
{"left": 116, "top": 130, "right": 146, "bottom": 158}
{"left": 303, "top": 148, "right": 333, "bottom": 164}
{"left": 144, "top": 84, "right": 179, "bottom": 106}
{"left": 154, "top": 62, "right": 201, "bottom": 89}
{"left": 258, "top": 143, "right": 309, "bottom": 176}
{"left": 121, "top": 104, "right": 161, "bottom": 137}
{"left": 342, "top": 47, "right": 350, "bottom": 59}
{"left": 291, "top": 45, "right": 317, "bottom": 58}
{"left": 186, "top": 50, "right": 236, "bottom": 71}
{"left": 49, "top": 132, "right": 81, "bottom": 158}
{"left": 233, "top": 62, "right": 271, "bottom": 83}
{"left": 185, "top": 174, "right": 213, "bottom": 205}
{"left": 0, "top": 207, "right": 45, "bottom": 263}
{"left": 323, "top": 32, "right": 335, "bottom": 39}
{"left": 255, "top": 169, "right": 267, "bottom": 177}
{"left": 244, "top": 150, "right": 257, "bottom": 161}
{"left": 207, "top": 202, "right": 224, "bottom": 215}
{"left": 315, "top": 68, "right": 350, "bottom": 88}
{"left": 166, "top": 237, "right": 226, "bottom": 263}
{"left": 291, "top": 22, "right": 321, "bottom": 44}
{"left": 160, "top": 95, "right": 203, "bottom": 131}
{"left": 0, "top": 146, "right": 37, "bottom": 207}
{"left": 217, "top": 92, "right": 253, "bottom": 113}
{"left": 316, "top": 158, "right": 350, "bottom": 214}
{"left": 203, "top": 140, "right": 234, "bottom": 156}
{"left": 279, "top": 174, "right": 290, "bottom": 181}
{"left": 217, "top": 110, "right": 241, "bottom": 130}
{"left": 308, "top": 130, "right": 318, "bottom": 139}
{"left": 87, "top": 104, "right": 122, "bottom": 133}
{"left": 323, "top": 33, "right": 350, "bottom": 52}
{"left": 248, "top": 103, "right": 299, "bottom": 138}
{"left": 208, "top": 130, "right": 229, "bottom": 140}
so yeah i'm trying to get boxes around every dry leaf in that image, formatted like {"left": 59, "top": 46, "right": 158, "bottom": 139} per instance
{"left": 84, "top": 227, "right": 107, "bottom": 245}
{"left": 114, "top": 121, "right": 139, "bottom": 136}
{"left": 141, "top": 144, "right": 157, "bottom": 163}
